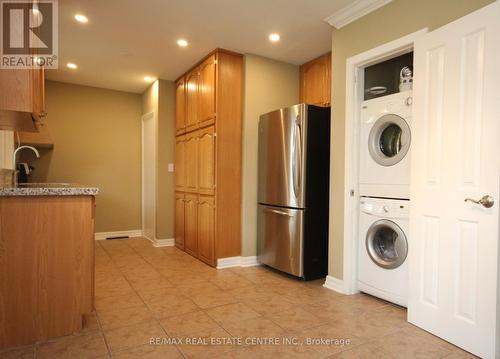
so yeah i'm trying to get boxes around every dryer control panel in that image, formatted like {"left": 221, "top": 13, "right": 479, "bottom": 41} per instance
{"left": 360, "top": 197, "right": 409, "bottom": 219}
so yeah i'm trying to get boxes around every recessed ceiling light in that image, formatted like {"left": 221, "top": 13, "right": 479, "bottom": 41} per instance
{"left": 177, "top": 39, "right": 188, "bottom": 47}
{"left": 67, "top": 63, "right": 78, "bottom": 69}
{"left": 74, "top": 14, "right": 88, "bottom": 23}
{"left": 269, "top": 33, "right": 280, "bottom": 42}
{"left": 144, "top": 76, "right": 155, "bottom": 82}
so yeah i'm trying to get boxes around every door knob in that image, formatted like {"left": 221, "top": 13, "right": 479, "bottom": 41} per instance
{"left": 464, "top": 195, "right": 494, "bottom": 208}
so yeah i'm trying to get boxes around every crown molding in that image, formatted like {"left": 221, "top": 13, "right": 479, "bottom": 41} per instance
{"left": 324, "top": 0, "right": 392, "bottom": 29}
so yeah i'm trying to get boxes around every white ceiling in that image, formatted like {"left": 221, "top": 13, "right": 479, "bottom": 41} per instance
{"left": 46, "top": 0, "right": 355, "bottom": 93}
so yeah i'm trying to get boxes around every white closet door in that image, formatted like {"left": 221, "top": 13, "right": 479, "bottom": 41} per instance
{"left": 409, "top": 2, "right": 500, "bottom": 358}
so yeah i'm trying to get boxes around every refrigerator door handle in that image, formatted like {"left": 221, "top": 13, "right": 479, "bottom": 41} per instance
{"left": 264, "top": 208, "right": 294, "bottom": 217}
{"left": 292, "top": 118, "right": 302, "bottom": 200}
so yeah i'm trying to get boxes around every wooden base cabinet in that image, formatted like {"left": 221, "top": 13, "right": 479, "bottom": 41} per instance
{"left": 175, "top": 193, "right": 216, "bottom": 266}
{"left": 184, "top": 193, "right": 198, "bottom": 257}
{"left": 174, "top": 49, "right": 242, "bottom": 267}
{"left": 0, "top": 196, "right": 95, "bottom": 348}
{"left": 197, "top": 196, "right": 215, "bottom": 266}
{"left": 175, "top": 193, "right": 185, "bottom": 250}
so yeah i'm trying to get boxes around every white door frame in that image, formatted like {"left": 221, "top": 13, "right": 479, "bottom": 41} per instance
{"left": 141, "top": 111, "right": 157, "bottom": 242}
{"left": 340, "top": 28, "right": 428, "bottom": 295}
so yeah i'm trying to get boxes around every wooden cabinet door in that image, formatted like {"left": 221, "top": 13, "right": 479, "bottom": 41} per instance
{"left": 184, "top": 132, "right": 198, "bottom": 192}
{"left": 184, "top": 193, "right": 198, "bottom": 257}
{"left": 185, "top": 70, "right": 199, "bottom": 132}
{"left": 31, "top": 67, "right": 46, "bottom": 123}
{"left": 323, "top": 54, "right": 331, "bottom": 106}
{"left": 198, "top": 126, "right": 216, "bottom": 195}
{"left": 175, "top": 135, "right": 185, "bottom": 191}
{"left": 300, "top": 53, "right": 331, "bottom": 107}
{"left": 198, "top": 54, "right": 217, "bottom": 128}
{"left": 175, "top": 77, "right": 186, "bottom": 135}
{"left": 197, "top": 196, "right": 215, "bottom": 266}
{"left": 175, "top": 193, "right": 185, "bottom": 250}
{"left": 0, "top": 67, "right": 45, "bottom": 132}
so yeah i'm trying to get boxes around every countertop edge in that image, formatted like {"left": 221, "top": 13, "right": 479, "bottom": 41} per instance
{"left": 0, "top": 188, "right": 99, "bottom": 196}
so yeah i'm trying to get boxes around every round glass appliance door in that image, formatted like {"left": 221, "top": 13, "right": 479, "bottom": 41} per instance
{"left": 368, "top": 114, "right": 411, "bottom": 166}
{"left": 366, "top": 219, "right": 408, "bottom": 269}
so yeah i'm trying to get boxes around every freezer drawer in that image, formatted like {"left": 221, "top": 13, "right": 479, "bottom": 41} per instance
{"left": 257, "top": 205, "right": 304, "bottom": 277}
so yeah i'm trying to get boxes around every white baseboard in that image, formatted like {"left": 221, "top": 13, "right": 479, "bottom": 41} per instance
{"left": 95, "top": 230, "right": 143, "bottom": 240}
{"left": 217, "top": 256, "right": 260, "bottom": 269}
{"left": 323, "top": 275, "right": 348, "bottom": 295}
{"left": 143, "top": 236, "right": 175, "bottom": 248}
{"left": 152, "top": 238, "right": 175, "bottom": 247}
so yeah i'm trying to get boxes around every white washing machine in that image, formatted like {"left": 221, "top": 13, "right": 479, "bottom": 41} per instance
{"left": 358, "top": 197, "right": 409, "bottom": 307}
{"left": 359, "top": 91, "right": 413, "bottom": 199}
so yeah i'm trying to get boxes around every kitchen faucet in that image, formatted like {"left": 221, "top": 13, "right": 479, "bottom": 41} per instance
{"left": 12, "top": 146, "right": 40, "bottom": 184}
{"left": 13, "top": 146, "right": 40, "bottom": 167}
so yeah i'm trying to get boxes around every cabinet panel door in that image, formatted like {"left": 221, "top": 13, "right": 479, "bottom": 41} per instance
{"left": 184, "top": 132, "right": 198, "bottom": 193}
{"left": 32, "top": 67, "right": 46, "bottom": 123}
{"left": 175, "top": 77, "right": 186, "bottom": 135}
{"left": 323, "top": 54, "right": 331, "bottom": 106}
{"left": 185, "top": 70, "right": 199, "bottom": 132}
{"left": 198, "top": 126, "right": 216, "bottom": 195}
{"left": 198, "top": 55, "right": 216, "bottom": 128}
{"left": 175, "top": 135, "right": 185, "bottom": 191}
{"left": 300, "top": 53, "right": 330, "bottom": 107}
{"left": 184, "top": 194, "right": 198, "bottom": 257}
{"left": 197, "top": 196, "right": 215, "bottom": 266}
{"left": 175, "top": 193, "right": 185, "bottom": 250}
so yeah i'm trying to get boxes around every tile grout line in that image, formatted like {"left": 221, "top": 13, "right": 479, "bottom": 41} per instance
{"left": 95, "top": 241, "right": 116, "bottom": 359}
{"left": 122, "top": 239, "right": 188, "bottom": 358}
{"left": 99, "top": 240, "right": 173, "bottom": 356}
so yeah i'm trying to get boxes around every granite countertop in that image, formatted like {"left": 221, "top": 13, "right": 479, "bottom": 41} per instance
{"left": 0, "top": 183, "right": 99, "bottom": 196}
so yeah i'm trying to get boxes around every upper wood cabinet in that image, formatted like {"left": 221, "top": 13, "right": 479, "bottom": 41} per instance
{"left": 197, "top": 126, "right": 216, "bottom": 195}
{"left": 185, "top": 70, "right": 199, "bottom": 133}
{"left": 174, "top": 49, "right": 243, "bottom": 267}
{"left": 300, "top": 53, "right": 331, "bottom": 107}
{"left": 0, "top": 67, "right": 46, "bottom": 132}
{"left": 175, "top": 77, "right": 186, "bottom": 135}
{"left": 198, "top": 55, "right": 217, "bottom": 128}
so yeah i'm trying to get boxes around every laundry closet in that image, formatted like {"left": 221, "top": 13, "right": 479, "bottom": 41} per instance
{"left": 356, "top": 52, "right": 413, "bottom": 307}
{"left": 342, "top": 4, "right": 500, "bottom": 357}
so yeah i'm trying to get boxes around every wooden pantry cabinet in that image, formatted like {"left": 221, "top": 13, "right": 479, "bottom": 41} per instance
{"left": 299, "top": 52, "right": 331, "bottom": 107}
{"left": 174, "top": 49, "right": 242, "bottom": 267}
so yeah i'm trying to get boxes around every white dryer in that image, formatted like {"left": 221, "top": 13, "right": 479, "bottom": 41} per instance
{"left": 359, "top": 91, "right": 413, "bottom": 199}
{"left": 358, "top": 197, "right": 409, "bottom": 307}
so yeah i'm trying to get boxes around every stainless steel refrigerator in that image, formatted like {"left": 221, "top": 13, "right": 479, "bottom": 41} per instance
{"left": 257, "top": 104, "right": 330, "bottom": 280}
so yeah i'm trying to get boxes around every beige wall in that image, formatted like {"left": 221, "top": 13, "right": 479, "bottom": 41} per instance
{"left": 328, "top": 0, "right": 494, "bottom": 279}
{"left": 141, "top": 79, "right": 176, "bottom": 240}
{"left": 24, "top": 81, "right": 143, "bottom": 232}
{"left": 157, "top": 80, "right": 176, "bottom": 239}
{"left": 241, "top": 54, "right": 300, "bottom": 256}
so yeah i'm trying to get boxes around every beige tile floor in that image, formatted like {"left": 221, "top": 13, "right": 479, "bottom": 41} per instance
{"left": 0, "top": 238, "right": 477, "bottom": 359}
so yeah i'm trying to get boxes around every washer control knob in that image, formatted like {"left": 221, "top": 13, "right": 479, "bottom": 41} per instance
{"left": 382, "top": 205, "right": 390, "bottom": 213}
{"left": 405, "top": 97, "right": 413, "bottom": 106}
